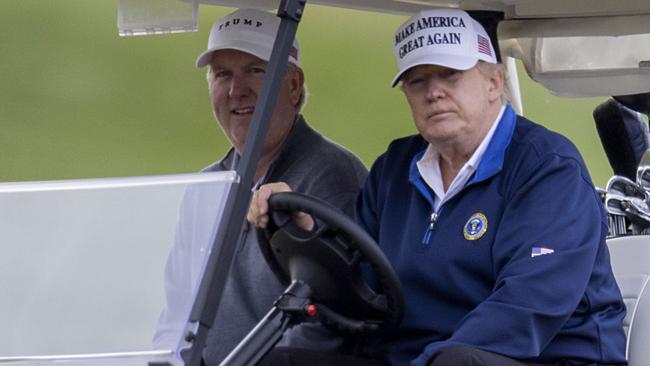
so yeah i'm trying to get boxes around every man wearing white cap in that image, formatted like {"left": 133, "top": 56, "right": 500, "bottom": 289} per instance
{"left": 153, "top": 8, "right": 368, "bottom": 365}
{"left": 250, "top": 7, "right": 626, "bottom": 366}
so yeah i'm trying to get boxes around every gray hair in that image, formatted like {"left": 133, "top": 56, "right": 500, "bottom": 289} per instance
{"left": 476, "top": 61, "right": 509, "bottom": 103}
{"left": 288, "top": 64, "right": 308, "bottom": 113}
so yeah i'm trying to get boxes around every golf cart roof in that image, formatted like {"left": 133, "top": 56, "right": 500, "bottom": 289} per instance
{"left": 120, "top": 0, "right": 650, "bottom": 98}
{"left": 199, "top": 0, "right": 650, "bottom": 17}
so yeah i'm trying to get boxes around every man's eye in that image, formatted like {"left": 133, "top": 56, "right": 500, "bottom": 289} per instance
{"left": 406, "top": 77, "right": 425, "bottom": 86}
{"left": 440, "top": 69, "right": 462, "bottom": 79}
{"left": 214, "top": 70, "right": 231, "bottom": 79}
{"left": 250, "top": 67, "right": 266, "bottom": 75}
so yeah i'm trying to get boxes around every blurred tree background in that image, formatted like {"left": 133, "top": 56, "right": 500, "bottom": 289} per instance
{"left": 0, "top": 1, "right": 612, "bottom": 185}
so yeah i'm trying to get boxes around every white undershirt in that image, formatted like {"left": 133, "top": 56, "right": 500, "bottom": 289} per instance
{"left": 416, "top": 105, "right": 506, "bottom": 212}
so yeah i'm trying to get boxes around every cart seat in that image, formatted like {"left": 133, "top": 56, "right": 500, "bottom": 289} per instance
{"left": 607, "top": 235, "right": 650, "bottom": 366}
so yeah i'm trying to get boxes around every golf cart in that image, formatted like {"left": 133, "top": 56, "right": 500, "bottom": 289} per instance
{"left": 1, "top": 1, "right": 650, "bottom": 366}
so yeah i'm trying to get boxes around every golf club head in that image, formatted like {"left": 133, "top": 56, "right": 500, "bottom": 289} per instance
{"left": 605, "top": 193, "right": 629, "bottom": 216}
{"left": 626, "top": 199, "right": 650, "bottom": 221}
{"left": 638, "top": 166, "right": 650, "bottom": 191}
{"left": 605, "top": 194, "right": 629, "bottom": 237}
{"left": 637, "top": 150, "right": 650, "bottom": 189}
{"left": 625, "top": 199, "right": 650, "bottom": 234}
{"left": 606, "top": 175, "right": 649, "bottom": 202}
{"left": 606, "top": 194, "right": 650, "bottom": 235}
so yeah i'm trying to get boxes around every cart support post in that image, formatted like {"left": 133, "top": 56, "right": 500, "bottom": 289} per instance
{"left": 180, "top": 1, "right": 307, "bottom": 365}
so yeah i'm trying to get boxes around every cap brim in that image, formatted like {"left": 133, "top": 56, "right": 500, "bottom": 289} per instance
{"left": 391, "top": 54, "right": 479, "bottom": 87}
{"left": 195, "top": 49, "right": 215, "bottom": 68}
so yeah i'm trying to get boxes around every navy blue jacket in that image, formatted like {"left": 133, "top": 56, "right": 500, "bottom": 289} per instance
{"left": 356, "top": 105, "right": 627, "bottom": 365}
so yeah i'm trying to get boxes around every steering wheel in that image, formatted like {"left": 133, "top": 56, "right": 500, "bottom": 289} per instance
{"left": 257, "top": 192, "right": 404, "bottom": 334}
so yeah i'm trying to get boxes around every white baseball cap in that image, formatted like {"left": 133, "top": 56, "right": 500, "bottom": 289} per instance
{"left": 196, "top": 8, "right": 300, "bottom": 68}
{"left": 391, "top": 8, "right": 497, "bottom": 87}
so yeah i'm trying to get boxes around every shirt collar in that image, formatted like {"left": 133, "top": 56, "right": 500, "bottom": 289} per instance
{"left": 467, "top": 104, "right": 506, "bottom": 171}
{"left": 410, "top": 104, "right": 517, "bottom": 207}
{"left": 415, "top": 105, "right": 506, "bottom": 209}
{"left": 469, "top": 104, "right": 517, "bottom": 184}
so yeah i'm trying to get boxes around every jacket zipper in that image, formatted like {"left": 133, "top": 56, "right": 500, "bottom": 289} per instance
{"left": 421, "top": 211, "right": 438, "bottom": 246}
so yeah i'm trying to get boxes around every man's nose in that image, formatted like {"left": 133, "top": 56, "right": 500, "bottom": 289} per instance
{"left": 228, "top": 74, "right": 249, "bottom": 97}
{"left": 425, "top": 78, "right": 446, "bottom": 101}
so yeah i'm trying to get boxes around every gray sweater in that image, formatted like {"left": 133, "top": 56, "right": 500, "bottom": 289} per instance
{"left": 154, "top": 116, "right": 367, "bottom": 364}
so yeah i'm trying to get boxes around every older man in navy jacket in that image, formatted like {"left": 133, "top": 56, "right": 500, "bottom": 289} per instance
{"left": 250, "top": 8, "right": 627, "bottom": 366}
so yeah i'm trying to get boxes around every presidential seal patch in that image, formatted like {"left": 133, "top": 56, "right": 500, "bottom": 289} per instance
{"left": 464, "top": 212, "right": 488, "bottom": 240}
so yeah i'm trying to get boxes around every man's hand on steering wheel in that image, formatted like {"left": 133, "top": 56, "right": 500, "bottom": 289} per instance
{"left": 248, "top": 182, "right": 315, "bottom": 230}
{"left": 252, "top": 189, "right": 404, "bottom": 335}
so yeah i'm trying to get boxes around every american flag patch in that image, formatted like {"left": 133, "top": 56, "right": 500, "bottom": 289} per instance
{"left": 531, "top": 247, "right": 554, "bottom": 258}
{"left": 477, "top": 34, "right": 492, "bottom": 56}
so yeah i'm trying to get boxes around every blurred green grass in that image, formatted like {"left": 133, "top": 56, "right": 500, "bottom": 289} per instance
{"left": 0, "top": 1, "right": 612, "bottom": 185}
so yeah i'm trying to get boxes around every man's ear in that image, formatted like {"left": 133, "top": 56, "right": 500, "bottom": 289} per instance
{"left": 487, "top": 67, "right": 504, "bottom": 103}
{"left": 288, "top": 67, "right": 305, "bottom": 106}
